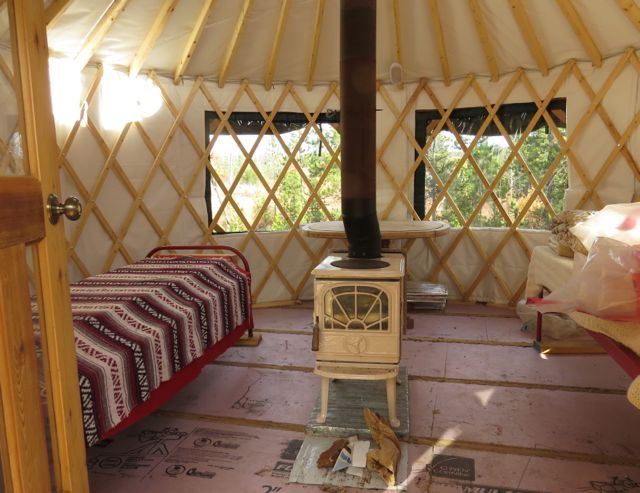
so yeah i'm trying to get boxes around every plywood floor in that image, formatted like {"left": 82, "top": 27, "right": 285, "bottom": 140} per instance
{"left": 86, "top": 303, "right": 640, "bottom": 493}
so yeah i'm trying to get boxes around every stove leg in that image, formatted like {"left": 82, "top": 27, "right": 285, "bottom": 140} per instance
{"left": 317, "top": 376, "right": 330, "bottom": 423}
{"left": 386, "top": 376, "right": 400, "bottom": 427}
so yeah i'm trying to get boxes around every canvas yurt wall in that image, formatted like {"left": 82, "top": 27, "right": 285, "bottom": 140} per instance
{"left": 55, "top": 46, "right": 640, "bottom": 306}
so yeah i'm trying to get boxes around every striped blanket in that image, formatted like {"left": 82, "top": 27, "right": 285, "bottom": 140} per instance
{"left": 67, "top": 255, "right": 250, "bottom": 446}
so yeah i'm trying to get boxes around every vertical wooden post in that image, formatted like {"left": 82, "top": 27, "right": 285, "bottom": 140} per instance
{"left": 0, "top": 177, "right": 50, "bottom": 493}
{"left": 0, "top": 245, "right": 52, "bottom": 493}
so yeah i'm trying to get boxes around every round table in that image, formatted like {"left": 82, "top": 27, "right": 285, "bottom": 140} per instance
{"left": 300, "top": 220, "right": 450, "bottom": 240}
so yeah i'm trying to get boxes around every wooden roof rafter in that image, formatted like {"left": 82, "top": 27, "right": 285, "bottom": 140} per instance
{"left": 74, "top": 0, "right": 130, "bottom": 71}
{"left": 509, "top": 0, "right": 549, "bottom": 75}
{"left": 428, "top": 0, "right": 451, "bottom": 86}
{"left": 45, "top": 0, "right": 72, "bottom": 27}
{"left": 555, "top": 0, "right": 602, "bottom": 67}
{"left": 306, "top": 0, "right": 326, "bottom": 91}
{"left": 173, "top": 0, "right": 218, "bottom": 84}
{"left": 468, "top": 0, "right": 500, "bottom": 82}
{"left": 129, "top": 0, "right": 179, "bottom": 78}
{"left": 616, "top": 0, "right": 640, "bottom": 32}
{"left": 264, "top": 0, "right": 292, "bottom": 90}
{"left": 218, "top": 0, "right": 253, "bottom": 88}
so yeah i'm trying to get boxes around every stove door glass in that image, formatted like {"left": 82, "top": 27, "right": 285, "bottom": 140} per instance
{"left": 323, "top": 284, "right": 389, "bottom": 331}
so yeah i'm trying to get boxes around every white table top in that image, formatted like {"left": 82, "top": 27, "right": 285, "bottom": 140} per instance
{"left": 300, "top": 220, "right": 450, "bottom": 240}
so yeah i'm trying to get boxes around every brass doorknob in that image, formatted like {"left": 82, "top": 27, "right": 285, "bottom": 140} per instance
{"left": 47, "top": 194, "right": 82, "bottom": 224}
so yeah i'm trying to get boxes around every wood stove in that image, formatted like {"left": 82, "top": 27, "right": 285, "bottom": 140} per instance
{"left": 309, "top": 0, "right": 405, "bottom": 428}
{"left": 311, "top": 253, "right": 405, "bottom": 426}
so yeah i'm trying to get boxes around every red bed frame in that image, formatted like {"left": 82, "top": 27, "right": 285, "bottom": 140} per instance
{"left": 586, "top": 330, "right": 640, "bottom": 380}
{"left": 531, "top": 294, "right": 640, "bottom": 380}
{"left": 97, "top": 244, "right": 254, "bottom": 442}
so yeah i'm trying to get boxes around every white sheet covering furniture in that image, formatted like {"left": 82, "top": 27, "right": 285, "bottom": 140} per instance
{"left": 525, "top": 246, "right": 579, "bottom": 298}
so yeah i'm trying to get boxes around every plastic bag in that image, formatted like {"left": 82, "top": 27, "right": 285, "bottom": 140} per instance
{"left": 570, "top": 202, "right": 640, "bottom": 252}
{"left": 534, "top": 237, "right": 640, "bottom": 320}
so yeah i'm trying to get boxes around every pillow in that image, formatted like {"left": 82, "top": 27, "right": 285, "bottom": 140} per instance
{"left": 551, "top": 210, "right": 593, "bottom": 230}
{"left": 548, "top": 235, "right": 574, "bottom": 258}
{"left": 551, "top": 210, "right": 593, "bottom": 255}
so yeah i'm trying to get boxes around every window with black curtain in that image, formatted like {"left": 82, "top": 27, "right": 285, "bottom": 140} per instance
{"left": 413, "top": 99, "right": 567, "bottom": 230}
{"left": 204, "top": 110, "right": 341, "bottom": 233}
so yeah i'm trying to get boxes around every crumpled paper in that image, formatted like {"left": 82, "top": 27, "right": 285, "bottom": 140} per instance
{"left": 363, "top": 407, "right": 401, "bottom": 486}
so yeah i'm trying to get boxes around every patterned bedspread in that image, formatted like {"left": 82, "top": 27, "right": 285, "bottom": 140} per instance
{"left": 67, "top": 255, "right": 251, "bottom": 446}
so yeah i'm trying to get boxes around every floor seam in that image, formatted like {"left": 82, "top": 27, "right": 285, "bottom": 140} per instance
{"left": 154, "top": 410, "right": 640, "bottom": 468}
{"left": 254, "top": 328, "right": 535, "bottom": 347}
{"left": 213, "top": 360, "right": 628, "bottom": 395}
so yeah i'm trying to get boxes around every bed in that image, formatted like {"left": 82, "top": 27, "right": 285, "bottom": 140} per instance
{"left": 526, "top": 245, "right": 640, "bottom": 408}
{"left": 568, "top": 311, "right": 640, "bottom": 408}
{"left": 38, "top": 245, "right": 254, "bottom": 447}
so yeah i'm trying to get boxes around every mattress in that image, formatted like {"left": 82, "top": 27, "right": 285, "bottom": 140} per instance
{"left": 36, "top": 255, "right": 251, "bottom": 447}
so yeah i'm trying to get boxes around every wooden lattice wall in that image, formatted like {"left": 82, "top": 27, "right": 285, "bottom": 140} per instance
{"left": 58, "top": 50, "right": 640, "bottom": 306}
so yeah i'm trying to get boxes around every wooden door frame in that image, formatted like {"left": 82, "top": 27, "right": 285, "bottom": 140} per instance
{"left": 5, "top": 1, "right": 89, "bottom": 491}
{"left": 0, "top": 177, "right": 51, "bottom": 492}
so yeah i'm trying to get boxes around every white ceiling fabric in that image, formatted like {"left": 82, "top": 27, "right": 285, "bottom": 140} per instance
{"left": 46, "top": 0, "right": 640, "bottom": 85}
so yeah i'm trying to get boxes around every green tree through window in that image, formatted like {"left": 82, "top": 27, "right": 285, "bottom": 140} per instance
{"left": 205, "top": 111, "right": 341, "bottom": 233}
{"left": 414, "top": 100, "right": 567, "bottom": 230}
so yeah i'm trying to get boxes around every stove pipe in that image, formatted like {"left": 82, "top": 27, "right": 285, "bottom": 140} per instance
{"left": 340, "top": 0, "right": 381, "bottom": 259}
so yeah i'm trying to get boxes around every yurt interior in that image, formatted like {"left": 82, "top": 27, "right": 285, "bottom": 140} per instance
{"left": 2, "top": 0, "right": 640, "bottom": 491}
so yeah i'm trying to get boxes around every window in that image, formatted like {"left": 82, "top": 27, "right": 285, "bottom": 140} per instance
{"left": 413, "top": 99, "right": 567, "bottom": 229}
{"left": 205, "top": 111, "right": 341, "bottom": 233}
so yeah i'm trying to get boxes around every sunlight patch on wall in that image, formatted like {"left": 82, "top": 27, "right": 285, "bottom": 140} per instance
{"left": 49, "top": 57, "right": 82, "bottom": 126}
{"left": 99, "top": 67, "right": 162, "bottom": 130}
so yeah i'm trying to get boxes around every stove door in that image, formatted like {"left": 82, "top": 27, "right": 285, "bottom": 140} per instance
{"left": 314, "top": 280, "right": 400, "bottom": 364}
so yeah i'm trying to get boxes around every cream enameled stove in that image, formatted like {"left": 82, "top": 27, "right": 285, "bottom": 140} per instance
{"left": 311, "top": 253, "right": 405, "bottom": 427}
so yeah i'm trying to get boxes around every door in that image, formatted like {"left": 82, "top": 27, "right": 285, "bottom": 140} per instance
{"left": 0, "top": 2, "right": 88, "bottom": 492}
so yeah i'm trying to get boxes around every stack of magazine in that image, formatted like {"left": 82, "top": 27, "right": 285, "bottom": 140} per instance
{"left": 406, "top": 281, "right": 448, "bottom": 310}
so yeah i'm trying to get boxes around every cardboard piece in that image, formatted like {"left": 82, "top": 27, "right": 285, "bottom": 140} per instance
{"left": 351, "top": 440, "right": 370, "bottom": 468}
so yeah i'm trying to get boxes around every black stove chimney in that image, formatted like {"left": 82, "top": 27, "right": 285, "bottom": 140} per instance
{"left": 340, "top": 0, "right": 381, "bottom": 259}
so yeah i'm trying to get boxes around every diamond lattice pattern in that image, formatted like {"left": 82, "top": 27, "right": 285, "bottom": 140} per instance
{"left": 58, "top": 51, "right": 640, "bottom": 306}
